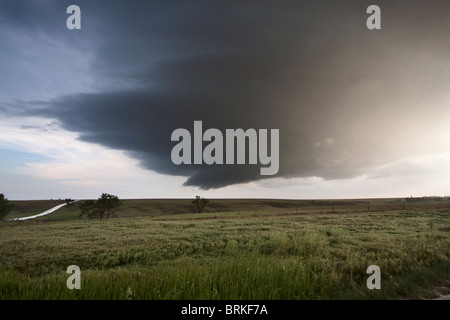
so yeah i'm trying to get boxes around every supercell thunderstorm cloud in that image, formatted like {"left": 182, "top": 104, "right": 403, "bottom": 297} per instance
{"left": 1, "top": 0, "right": 450, "bottom": 194}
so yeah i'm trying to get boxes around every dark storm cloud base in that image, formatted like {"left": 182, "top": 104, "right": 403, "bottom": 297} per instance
{"left": 2, "top": 0, "right": 449, "bottom": 189}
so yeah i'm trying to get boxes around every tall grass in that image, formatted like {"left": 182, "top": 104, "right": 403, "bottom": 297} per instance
{"left": 0, "top": 208, "right": 448, "bottom": 299}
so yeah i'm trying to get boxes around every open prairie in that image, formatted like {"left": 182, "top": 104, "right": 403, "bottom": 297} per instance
{"left": 0, "top": 198, "right": 449, "bottom": 300}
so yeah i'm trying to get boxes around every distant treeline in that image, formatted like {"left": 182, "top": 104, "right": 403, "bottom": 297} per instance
{"left": 405, "top": 196, "right": 450, "bottom": 202}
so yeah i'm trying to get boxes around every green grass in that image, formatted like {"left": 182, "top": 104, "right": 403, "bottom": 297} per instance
{"left": 7, "top": 200, "right": 65, "bottom": 219}
{"left": 0, "top": 199, "right": 449, "bottom": 300}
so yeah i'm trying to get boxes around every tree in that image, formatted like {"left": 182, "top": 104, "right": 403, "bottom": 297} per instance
{"left": 0, "top": 194, "right": 13, "bottom": 221}
{"left": 96, "top": 193, "right": 121, "bottom": 219}
{"left": 192, "top": 196, "right": 209, "bottom": 213}
{"left": 79, "top": 193, "right": 121, "bottom": 220}
{"left": 78, "top": 199, "right": 97, "bottom": 219}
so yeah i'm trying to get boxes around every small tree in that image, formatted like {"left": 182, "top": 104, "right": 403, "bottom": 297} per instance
{"left": 96, "top": 193, "right": 121, "bottom": 219}
{"left": 79, "top": 199, "right": 97, "bottom": 219}
{"left": 192, "top": 196, "right": 209, "bottom": 213}
{"left": 0, "top": 194, "right": 14, "bottom": 221}
{"left": 79, "top": 193, "right": 121, "bottom": 220}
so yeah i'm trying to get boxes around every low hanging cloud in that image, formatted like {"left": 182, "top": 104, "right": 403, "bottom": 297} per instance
{"left": 3, "top": 0, "right": 450, "bottom": 189}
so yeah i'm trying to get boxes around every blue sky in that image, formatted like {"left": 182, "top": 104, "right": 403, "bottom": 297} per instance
{"left": 0, "top": 149, "right": 48, "bottom": 170}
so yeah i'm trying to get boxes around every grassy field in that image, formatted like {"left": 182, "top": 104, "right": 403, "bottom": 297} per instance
{"left": 0, "top": 198, "right": 449, "bottom": 300}
{"left": 7, "top": 199, "right": 65, "bottom": 219}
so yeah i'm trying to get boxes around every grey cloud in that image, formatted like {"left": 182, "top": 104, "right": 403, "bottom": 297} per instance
{"left": 4, "top": 0, "right": 450, "bottom": 189}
